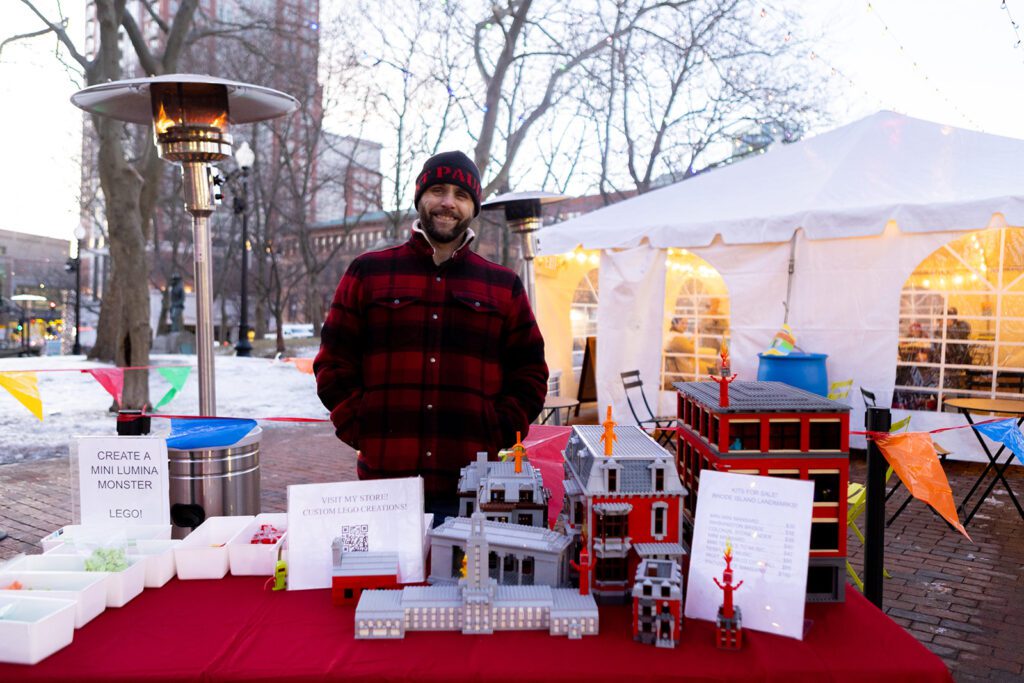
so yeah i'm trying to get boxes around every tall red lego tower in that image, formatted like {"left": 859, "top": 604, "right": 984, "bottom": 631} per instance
{"left": 673, "top": 380, "right": 851, "bottom": 602}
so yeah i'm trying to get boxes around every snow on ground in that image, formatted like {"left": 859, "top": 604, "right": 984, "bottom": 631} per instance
{"left": 0, "top": 346, "right": 326, "bottom": 465}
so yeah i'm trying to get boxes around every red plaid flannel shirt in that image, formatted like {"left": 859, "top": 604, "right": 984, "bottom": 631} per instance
{"left": 314, "top": 227, "right": 548, "bottom": 497}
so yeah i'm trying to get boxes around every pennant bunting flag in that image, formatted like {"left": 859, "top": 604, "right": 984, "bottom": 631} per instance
{"left": 971, "top": 419, "right": 1024, "bottom": 466}
{"left": 0, "top": 371, "right": 43, "bottom": 421}
{"left": 763, "top": 323, "right": 796, "bottom": 356}
{"left": 87, "top": 368, "right": 124, "bottom": 405}
{"left": 285, "top": 358, "right": 314, "bottom": 375}
{"left": 875, "top": 432, "right": 970, "bottom": 541}
{"left": 167, "top": 418, "right": 258, "bottom": 449}
{"left": 156, "top": 366, "right": 192, "bottom": 409}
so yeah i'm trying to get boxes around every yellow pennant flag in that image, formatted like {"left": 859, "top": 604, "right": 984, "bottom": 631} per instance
{"left": 875, "top": 432, "right": 970, "bottom": 541}
{"left": 0, "top": 371, "right": 44, "bottom": 421}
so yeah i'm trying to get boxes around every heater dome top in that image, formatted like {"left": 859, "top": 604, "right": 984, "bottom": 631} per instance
{"left": 481, "top": 191, "right": 568, "bottom": 212}
{"left": 71, "top": 74, "right": 299, "bottom": 125}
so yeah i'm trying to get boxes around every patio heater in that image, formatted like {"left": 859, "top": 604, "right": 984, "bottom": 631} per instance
{"left": 481, "top": 191, "right": 567, "bottom": 305}
{"left": 71, "top": 75, "right": 297, "bottom": 416}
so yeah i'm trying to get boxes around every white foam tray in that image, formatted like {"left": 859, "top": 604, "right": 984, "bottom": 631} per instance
{"left": 0, "top": 595, "right": 77, "bottom": 665}
{"left": 227, "top": 513, "right": 287, "bottom": 577}
{"left": 4, "top": 554, "right": 146, "bottom": 608}
{"left": 40, "top": 524, "right": 171, "bottom": 552}
{"left": 0, "top": 570, "right": 107, "bottom": 629}
{"left": 175, "top": 516, "right": 254, "bottom": 580}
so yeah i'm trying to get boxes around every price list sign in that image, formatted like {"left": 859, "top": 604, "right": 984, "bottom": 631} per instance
{"left": 684, "top": 470, "right": 814, "bottom": 640}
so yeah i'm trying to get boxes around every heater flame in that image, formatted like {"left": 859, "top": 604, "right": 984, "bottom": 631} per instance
{"left": 155, "top": 102, "right": 176, "bottom": 134}
{"left": 209, "top": 112, "right": 227, "bottom": 130}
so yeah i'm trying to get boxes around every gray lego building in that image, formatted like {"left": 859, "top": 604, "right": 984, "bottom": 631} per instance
{"left": 457, "top": 451, "right": 550, "bottom": 527}
{"left": 354, "top": 513, "right": 598, "bottom": 639}
{"left": 429, "top": 516, "right": 571, "bottom": 587}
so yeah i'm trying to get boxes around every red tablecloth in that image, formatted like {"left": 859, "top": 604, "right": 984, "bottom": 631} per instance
{"left": 0, "top": 575, "right": 950, "bottom": 682}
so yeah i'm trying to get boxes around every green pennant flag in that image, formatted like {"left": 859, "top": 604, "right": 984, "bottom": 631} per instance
{"left": 155, "top": 366, "right": 192, "bottom": 409}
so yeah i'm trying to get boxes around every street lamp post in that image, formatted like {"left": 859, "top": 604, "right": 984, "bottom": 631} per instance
{"left": 233, "top": 141, "right": 255, "bottom": 357}
{"left": 72, "top": 226, "right": 86, "bottom": 355}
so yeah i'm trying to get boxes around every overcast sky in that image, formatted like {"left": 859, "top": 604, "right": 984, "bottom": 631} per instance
{"left": 2, "top": 0, "right": 1023, "bottom": 244}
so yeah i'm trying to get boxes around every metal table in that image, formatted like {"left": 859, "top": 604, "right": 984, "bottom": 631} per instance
{"left": 944, "top": 397, "right": 1024, "bottom": 525}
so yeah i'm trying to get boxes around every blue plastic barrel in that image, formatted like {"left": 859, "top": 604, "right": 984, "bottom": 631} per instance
{"left": 757, "top": 352, "right": 829, "bottom": 396}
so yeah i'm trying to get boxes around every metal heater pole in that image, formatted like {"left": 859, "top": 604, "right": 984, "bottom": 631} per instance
{"left": 182, "top": 162, "right": 217, "bottom": 416}
{"left": 864, "top": 405, "right": 891, "bottom": 608}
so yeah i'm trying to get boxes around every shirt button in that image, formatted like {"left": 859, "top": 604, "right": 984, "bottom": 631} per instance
{"left": 429, "top": 357, "right": 436, "bottom": 363}
{"left": 432, "top": 313, "right": 438, "bottom": 320}
{"left": 426, "top": 451, "right": 432, "bottom": 458}
{"left": 393, "top": 298, "right": 400, "bottom": 304}
{"left": 474, "top": 301, "right": 480, "bottom": 307}
{"left": 427, "top": 404, "right": 433, "bottom": 410}
{"left": 435, "top": 276, "right": 442, "bottom": 282}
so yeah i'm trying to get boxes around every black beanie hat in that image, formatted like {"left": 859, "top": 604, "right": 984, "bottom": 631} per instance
{"left": 414, "top": 151, "right": 482, "bottom": 216}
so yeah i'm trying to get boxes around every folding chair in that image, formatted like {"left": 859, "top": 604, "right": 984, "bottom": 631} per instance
{"left": 620, "top": 370, "right": 679, "bottom": 451}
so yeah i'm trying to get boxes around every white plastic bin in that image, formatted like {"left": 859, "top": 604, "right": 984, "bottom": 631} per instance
{"left": 227, "top": 513, "right": 287, "bottom": 576}
{"left": 0, "top": 595, "right": 77, "bottom": 665}
{"left": 175, "top": 516, "right": 253, "bottom": 580}
{"left": 40, "top": 524, "right": 171, "bottom": 552}
{"left": 0, "top": 571, "right": 107, "bottom": 629}
{"left": 130, "top": 540, "right": 180, "bottom": 587}
{"left": 4, "top": 554, "right": 145, "bottom": 608}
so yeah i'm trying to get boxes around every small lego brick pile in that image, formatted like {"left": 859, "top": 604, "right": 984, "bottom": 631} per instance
{"left": 84, "top": 547, "right": 129, "bottom": 572}
{"left": 250, "top": 524, "right": 284, "bottom": 545}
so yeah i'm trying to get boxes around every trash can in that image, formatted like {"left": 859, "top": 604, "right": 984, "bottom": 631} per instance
{"left": 167, "top": 426, "right": 261, "bottom": 538}
{"left": 756, "top": 352, "right": 829, "bottom": 396}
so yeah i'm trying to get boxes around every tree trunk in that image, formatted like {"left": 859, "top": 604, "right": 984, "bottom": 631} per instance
{"left": 94, "top": 115, "right": 151, "bottom": 410}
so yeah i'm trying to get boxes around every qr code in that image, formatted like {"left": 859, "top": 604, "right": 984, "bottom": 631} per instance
{"left": 339, "top": 524, "right": 369, "bottom": 552}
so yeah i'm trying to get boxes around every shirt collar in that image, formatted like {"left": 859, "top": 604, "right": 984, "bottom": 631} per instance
{"left": 410, "top": 220, "right": 476, "bottom": 262}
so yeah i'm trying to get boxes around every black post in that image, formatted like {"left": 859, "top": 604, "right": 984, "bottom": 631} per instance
{"left": 234, "top": 168, "right": 252, "bottom": 357}
{"left": 864, "top": 405, "right": 892, "bottom": 609}
{"left": 73, "top": 243, "right": 82, "bottom": 355}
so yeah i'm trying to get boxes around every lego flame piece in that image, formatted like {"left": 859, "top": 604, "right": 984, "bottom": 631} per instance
{"left": 600, "top": 405, "right": 618, "bottom": 456}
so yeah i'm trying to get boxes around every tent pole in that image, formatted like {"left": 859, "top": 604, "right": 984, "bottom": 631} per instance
{"left": 783, "top": 231, "right": 797, "bottom": 324}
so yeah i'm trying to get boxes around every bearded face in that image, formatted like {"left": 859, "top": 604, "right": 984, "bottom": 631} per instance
{"left": 417, "top": 184, "right": 475, "bottom": 245}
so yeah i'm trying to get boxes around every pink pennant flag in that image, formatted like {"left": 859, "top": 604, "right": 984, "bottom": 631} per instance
{"left": 87, "top": 368, "right": 124, "bottom": 405}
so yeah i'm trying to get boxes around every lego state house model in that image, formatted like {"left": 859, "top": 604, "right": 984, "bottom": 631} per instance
{"left": 354, "top": 512, "right": 598, "bottom": 639}
{"left": 457, "top": 448, "right": 550, "bottom": 528}
{"left": 559, "top": 424, "right": 689, "bottom": 603}
{"left": 672, "top": 380, "right": 851, "bottom": 602}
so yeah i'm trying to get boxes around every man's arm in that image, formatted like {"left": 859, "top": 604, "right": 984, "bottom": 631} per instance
{"left": 314, "top": 259, "right": 365, "bottom": 447}
{"left": 494, "top": 275, "right": 549, "bottom": 448}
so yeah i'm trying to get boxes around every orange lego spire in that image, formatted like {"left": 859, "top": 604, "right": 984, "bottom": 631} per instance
{"left": 600, "top": 405, "right": 618, "bottom": 456}
{"left": 512, "top": 431, "right": 527, "bottom": 473}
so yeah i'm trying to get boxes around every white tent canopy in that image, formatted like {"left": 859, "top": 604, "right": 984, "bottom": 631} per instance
{"left": 535, "top": 111, "right": 1024, "bottom": 461}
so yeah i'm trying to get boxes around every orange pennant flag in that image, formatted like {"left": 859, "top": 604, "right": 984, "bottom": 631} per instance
{"left": 875, "top": 432, "right": 970, "bottom": 541}
{"left": 285, "top": 358, "right": 314, "bottom": 375}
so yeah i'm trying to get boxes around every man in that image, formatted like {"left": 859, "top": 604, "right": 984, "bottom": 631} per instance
{"left": 314, "top": 151, "right": 549, "bottom": 521}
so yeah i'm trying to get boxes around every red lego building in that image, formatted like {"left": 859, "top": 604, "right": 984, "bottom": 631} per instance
{"left": 331, "top": 551, "right": 400, "bottom": 607}
{"left": 631, "top": 558, "right": 684, "bottom": 648}
{"left": 559, "top": 423, "right": 689, "bottom": 603}
{"left": 673, "top": 380, "right": 851, "bottom": 602}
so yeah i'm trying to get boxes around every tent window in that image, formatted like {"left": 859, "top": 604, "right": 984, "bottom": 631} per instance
{"left": 571, "top": 266, "right": 600, "bottom": 383}
{"left": 895, "top": 228, "right": 1024, "bottom": 412}
{"left": 661, "top": 252, "right": 729, "bottom": 390}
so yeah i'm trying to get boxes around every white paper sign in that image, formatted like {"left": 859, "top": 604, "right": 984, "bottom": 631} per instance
{"left": 74, "top": 436, "right": 170, "bottom": 525}
{"left": 684, "top": 470, "right": 814, "bottom": 640}
{"left": 286, "top": 477, "right": 425, "bottom": 591}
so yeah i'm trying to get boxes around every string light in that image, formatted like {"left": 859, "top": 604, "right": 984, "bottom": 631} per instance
{"left": 1000, "top": 0, "right": 1024, "bottom": 52}
{"left": 863, "top": 2, "right": 983, "bottom": 129}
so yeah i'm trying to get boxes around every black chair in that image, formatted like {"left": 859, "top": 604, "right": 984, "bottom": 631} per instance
{"left": 620, "top": 370, "right": 679, "bottom": 450}
{"left": 861, "top": 387, "right": 876, "bottom": 408}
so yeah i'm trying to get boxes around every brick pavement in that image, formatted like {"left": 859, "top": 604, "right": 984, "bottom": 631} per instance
{"left": 1, "top": 421, "right": 1022, "bottom": 681}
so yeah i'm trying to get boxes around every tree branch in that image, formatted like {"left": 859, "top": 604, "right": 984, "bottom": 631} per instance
{"left": 18, "top": 0, "right": 90, "bottom": 69}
